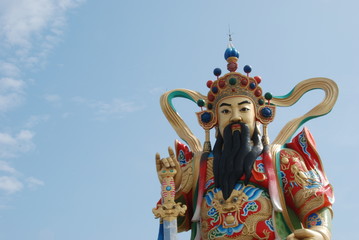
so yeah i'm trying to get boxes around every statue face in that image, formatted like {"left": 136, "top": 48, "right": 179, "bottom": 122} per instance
{"left": 217, "top": 96, "right": 256, "bottom": 137}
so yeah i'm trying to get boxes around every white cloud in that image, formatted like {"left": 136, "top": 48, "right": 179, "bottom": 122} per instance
{"left": 44, "top": 94, "right": 61, "bottom": 102}
{"left": 0, "top": 92, "right": 23, "bottom": 112}
{"left": 0, "top": 0, "right": 85, "bottom": 112}
{"left": 92, "top": 99, "right": 140, "bottom": 116}
{"left": 0, "top": 78, "right": 24, "bottom": 92}
{"left": 0, "top": 77, "right": 25, "bottom": 111}
{"left": 72, "top": 97, "right": 142, "bottom": 120}
{"left": 26, "top": 177, "right": 44, "bottom": 189}
{"left": 0, "top": 176, "right": 23, "bottom": 194}
{"left": 0, "top": 161, "right": 18, "bottom": 174}
{"left": 25, "top": 114, "right": 50, "bottom": 128}
{"left": 0, "top": 0, "right": 54, "bottom": 47}
{"left": 0, "top": 62, "right": 21, "bottom": 77}
{"left": 0, "top": 0, "right": 84, "bottom": 48}
{"left": 0, "top": 130, "right": 35, "bottom": 158}
{"left": 71, "top": 96, "right": 86, "bottom": 104}
{"left": 44, "top": 94, "right": 62, "bottom": 107}
{"left": 0, "top": 133, "right": 16, "bottom": 145}
{"left": 17, "top": 130, "right": 34, "bottom": 141}
{"left": 0, "top": 163, "right": 44, "bottom": 195}
{"left": 0, "top": 130, "right": 40, "bottom": 197}
{"left": 0, "top": 0, "right": 77, "bottom": 200}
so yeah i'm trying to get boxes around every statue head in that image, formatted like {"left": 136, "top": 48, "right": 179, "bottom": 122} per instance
{"left": 196, "top": 41, "right": 276, "bottom": 139}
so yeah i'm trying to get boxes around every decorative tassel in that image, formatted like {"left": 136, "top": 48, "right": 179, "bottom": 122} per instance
{"left": 203, "top": 129, "right": 211, "bottom": 152}
{"left": 262, "top": 124, "right": 282, "bottom": 212}
{"left": 192, "top": 129, "right": 211, "bottom": 222}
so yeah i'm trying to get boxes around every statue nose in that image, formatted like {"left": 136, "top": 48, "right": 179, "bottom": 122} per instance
{"left": 230, "top": 113, "right": 242, "bottom": 123}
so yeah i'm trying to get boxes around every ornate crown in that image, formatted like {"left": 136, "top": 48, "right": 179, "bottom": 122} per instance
{"left": 196, "top": 41, "right": 276, "bottom": 130}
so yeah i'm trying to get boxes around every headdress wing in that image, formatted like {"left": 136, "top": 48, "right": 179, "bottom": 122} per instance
{"left": 272, "top": 77, "right": 338, "bottom": 145}
{"left": 160, "top": 89, "right": 206, "bottom": 154}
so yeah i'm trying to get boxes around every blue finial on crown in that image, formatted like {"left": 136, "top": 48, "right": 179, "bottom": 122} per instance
{"left": 224, "top": 42, "right": 240, "bottom": 60}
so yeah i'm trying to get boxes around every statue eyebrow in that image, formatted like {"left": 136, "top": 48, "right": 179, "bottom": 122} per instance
{"left": 219, "top": 100, "right": 251, "bottom": 107}
{"left": 219, "top": 103, "right": 231, "bottom": 107}
{"left": 238, "top": 100, "right": 251, "bottom": 105}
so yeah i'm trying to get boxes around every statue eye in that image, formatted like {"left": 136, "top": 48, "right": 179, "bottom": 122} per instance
{"left": 219, "top": 199, "right": 225, "bottom": 205}
{"left": 232, "top": 197, "right": 238, "bottom": 203}
{"left": 221, "top": 109, "right": 230, "bottom": 114}
{"left": 240, "top": 107, "right": 250, "bottom": 112}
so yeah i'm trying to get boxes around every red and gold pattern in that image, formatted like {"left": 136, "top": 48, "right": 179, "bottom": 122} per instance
{"left": 196, "top": 155, "right": 274, "bottom": 240}
{"left": 200, "top": 182, "right": 275, "bottom": 240}
{"left": 172, "top": 128, "right": 334, "bottom": 239}
{"left": 280, "top": 128, "right": 334, "bottom": 223}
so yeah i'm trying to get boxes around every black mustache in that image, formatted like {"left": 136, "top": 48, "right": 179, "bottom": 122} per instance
{"left": 213, "top": 122, "right": 263, "bottom": 200}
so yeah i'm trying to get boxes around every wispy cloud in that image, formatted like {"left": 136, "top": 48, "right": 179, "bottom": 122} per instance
{"left": 0, "top": 0, "right": 83, "bottom": 201}
{"left": 0, "top": 77, "right": 25, "bottom": 112}
{"left": 0, "top": 176, "right": 23, "bottom": 194}
{"left": 0, "top": 0, "right": 84, "bottom": 49}
{"left": 26, "top": 176, "right": 45, "bottom": 190}
{"left": 0, "top": 130, "right": 35, "bottom": 158}
{"left": 0, "top": 160, "right": 19, "bottom": 175}
{"left": 0, "top": 78, "right": 24, "bottom": 91}
{"left": 72, "top": 97, "right": 143, "bottom": 120}
{"left": 0, "top": 62, "right": 21, "bottom": 77}
{"left": 0, "top": 161, "right": 44, "bottom": 195}
{"left": 0, "top": 0, "right": 85, "bottom": 112}
{"left": 25, "top": 114, "right": 50, "bottom": 128}
{"left": 44, "top": 94, "right": 61, "bottom": 102}
{"left": 0, "top": 161, "right": 23, "bottom": 195}
{"left": 92, "top": 99, "right": 141, "bottom": 117}
{"left": 44, "top": 94, "right": 62, "bottom": 107}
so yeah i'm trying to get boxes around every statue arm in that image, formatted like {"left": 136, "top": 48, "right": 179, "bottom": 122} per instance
{"left": 304, "top": 207, "right": 332, "bottom": 240}
{"left": 154, "top": 141, "right": 197, "bottom": 232}
{"left": 280, "top": 128, "right": 334, "bottom": 239}
{"left": 286, "top": 207, "right": 332, "bottom": 240}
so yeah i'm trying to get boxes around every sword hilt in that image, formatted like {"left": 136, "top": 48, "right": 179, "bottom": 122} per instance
{"left": 153, "top": 166, "right": 187, "bottom": 221}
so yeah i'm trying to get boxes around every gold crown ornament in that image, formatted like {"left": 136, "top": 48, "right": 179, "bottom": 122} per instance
{"left": 196, "top": 41, "right": 276, "bottom": 131}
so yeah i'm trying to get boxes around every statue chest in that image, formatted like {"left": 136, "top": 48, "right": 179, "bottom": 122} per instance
{"left": 199, "top": 156, "right": 275, "bottom": 239}
{"left": 200, "top": 183, "right": 275, "bottom": 240}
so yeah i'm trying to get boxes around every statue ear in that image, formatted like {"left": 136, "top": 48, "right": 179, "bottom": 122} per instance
{"left": 196, "top": 110, "right": 217, "bottom": 130}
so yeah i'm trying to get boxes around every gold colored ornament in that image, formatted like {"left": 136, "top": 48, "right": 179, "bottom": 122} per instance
{"left": 152, "top": 166, "right": 187, "bottom": 221}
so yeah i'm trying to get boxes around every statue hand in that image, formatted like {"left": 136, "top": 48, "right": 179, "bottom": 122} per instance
{"left": 156, "top": 146, "right": 182, "bottom": 189}
{"left": 286, "top": 229, "right": 325, "bottom": 240}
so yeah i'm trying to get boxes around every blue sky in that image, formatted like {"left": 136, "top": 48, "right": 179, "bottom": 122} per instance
{"left": 0, "top": 0, "right": 357, "bottom": 239}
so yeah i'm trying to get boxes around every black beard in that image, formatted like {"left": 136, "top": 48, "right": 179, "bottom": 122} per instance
{"left": 213, "top": 122, "right": 264, "bottom": 200}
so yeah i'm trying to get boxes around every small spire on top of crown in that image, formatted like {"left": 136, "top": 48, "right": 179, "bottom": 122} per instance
{"left": 224, "top": 34, "right": 239, "bottom": 72}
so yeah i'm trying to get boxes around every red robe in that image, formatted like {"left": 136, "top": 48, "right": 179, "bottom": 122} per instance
{"left": 169, "top": 128, "right": 334, "bottom": 239}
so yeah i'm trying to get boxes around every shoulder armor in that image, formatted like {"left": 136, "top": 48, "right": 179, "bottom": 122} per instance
{"left": 175, "top": 140, "right": 195, "bottom": 193}
{"left": 286, "top": 127, "right": 329, "bottom": 184}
